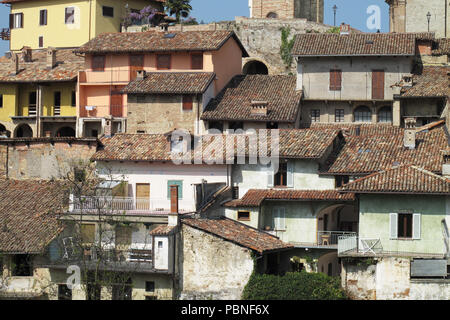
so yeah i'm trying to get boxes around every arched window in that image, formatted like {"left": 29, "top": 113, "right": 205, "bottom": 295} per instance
{"left": 56, "top": 126, "right": 76, "bottom": 137}
{"left": 242, "top": 60, "right": 269, "bottom": 75}
{"left": 353, "top": 106, "right": 372, "bottom": 123}
{"left": 378, "top": 106, "right": 392, "bottom": 123}
{"left": 15, "top": 123, "right": 33, "bottom": 138}
{"left": 266, "top": 12, "right": 278, "bottom": 18}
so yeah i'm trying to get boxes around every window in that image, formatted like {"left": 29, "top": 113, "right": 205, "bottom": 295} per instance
{"left": 80, "top": 224, "right": 95, "bottom": 244}
{"left": 238, "top": 211, "right": 250, "bottom": 221}
{"left": 71, "top": 91, "right": 76, "bottom": 107}
{"left": 191, "top": 53, "right": 203, "bottom": 70}
{"left": 129, "top": 55, "right": 144, "bottom": 80}
{"left": 372, "top": 70, "right": 385, "bottom": 100}
{"left": 354, "top": 106, "right": 372, "bottom": 123}
{"left": 378, "top": 106, "right": 392, "bottom": 123}
{"left": 335, "top": 109, "right": 345, "bottom": 122}
{"left": 92, "top": 55, "right": 105, "bottom": 72}
{"left": 310, "top": 109, "right": 320, "bottom": 123}
{"left": 137, "top": 130, "right": 146, "bottom": 134}
{"left": 38, "top": 36, "right": 43, "bottom": 48}
{"left": 58, "top": 284, "right": 72, "bottom": 300}
{"left": 28, "top": 91, "right": 37, "bottom": 116}
{"left": 65, "top": 7, "right": 75, "bottom": 24}
{"left": 229, "top": 121, "right": 244, "bottom": 131}
{"left": 102, "top": 6, "right": 114, "bottom": 17}
{"left": 330, "top": 69, "right": 342, "bottom": 91}
{"left": 273, "top": 208, "right": 286, "bottom": 231}
{"left": 158, "top": 241, "right": 163, "bottom": 249}
{"left": 274, "top": 162, "right": 288, "bottom": 187}
{"left": 12, "top": 254, "right": 32, "bottom": 276}
{"left": 39, "top": 9, "right": 47, "bottom": 26}
{"left": 145, "top": 281, "right": 155, "bottom": 292}
{"left": 54, "top": 91, "right": 61, "bottom": 115}
{"left": 182, "top": 95, "right": 193, "bottom": 111}
{"left": 208, "top": 121, "right": 223, "bottom": 132}
{"left": 335, "top": 176, "right": 349, "bottom": 188}
{"left": 0, "top": 94, "right": 3, "bottom": 108}
{"left": 167, "top": 180, "right": 183, "bottom": 199}
{"left": 390, "top": 213, "right": 421, "bottom": 240}
{"left": 157, "top": 54, "right": 171, "bottom": 70}
{"left": 9, "top": 13, "right": 23, "bottom": 29}
{"left": 266, "top": 12, "right": 278, "bottom": 18}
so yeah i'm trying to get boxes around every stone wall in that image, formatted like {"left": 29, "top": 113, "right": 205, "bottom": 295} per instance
{"left": 179, "top": 224, "right": 254, "bottom": 300}
{"left": 250, "top": 0, "right": 324, "bottom": 22}
{"left": 342, "top": 257, "right": 450, "bottom": 300}
{"left": 0, "top": 138, "right": 98, "bottom": 180}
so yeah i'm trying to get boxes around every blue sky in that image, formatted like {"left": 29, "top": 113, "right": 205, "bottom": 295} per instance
{"left": 0, "top": 0, "right": 389, "bottom": 55}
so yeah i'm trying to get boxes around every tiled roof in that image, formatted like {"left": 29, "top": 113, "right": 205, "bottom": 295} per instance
{"left": 225, "top": 189, "right": 355, "bottom": 207}
{"left": 182, "top": 217, "right": 293, "bottom": 254}
{"left": 122, "top": 72, "right": 216, "bottom": 94}
{"left": 340, "top": 165, "right": 450, "bottom": 195}
{"left": 400, "top": 66, "right": 450, "bottom": 98}
{"left": 201, "top": 75, "right": 302, "bottom": 123}
{"left": 306, "top": 123, "right": 403, "bottom": 136}
{"left": 0, "top": 179, "right": 67, "bottom": 254}
{"left": 92, "top": 129, "right": 340, "bottom": 162}
{"left": 0, "top": 49, "right": 84, "bottom": 83}
{"left": 292, "top": 33, "right": 433, "bottom": 56}
{"left": 149, "top": 225, "right": 177, "bottom": 236}
{"left": 75, "top": 31, "right": 248, "bottom": 56}
{"left": 323, "top": 125, "right": 449, "bottom": 175}
{"left": 432, "top": 38, "right": 450, "bottom": 55}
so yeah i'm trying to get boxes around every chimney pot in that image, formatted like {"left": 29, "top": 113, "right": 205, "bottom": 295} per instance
{"left": 21, "top": 46, "right": 32, "bottom": 63}
{"left": 136, "top": 70, "right": 146, "bottom": 81}
{"left": 404, "top": 117, "right": 417, "bottom": 149}
{"left": 250, "top": 101, "right": 268, "bottom": 116}
{"left": 46, "top": 47, "right": 57, "bottom": 69}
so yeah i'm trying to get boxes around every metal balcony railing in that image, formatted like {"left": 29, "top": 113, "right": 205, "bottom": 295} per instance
{"left": 1, "top": 28, "right": 10, "bottom": 41}
{"left": 317, "top": 231, "right": 357, "bottom": 246}
{"left": 79, "top": 105, "right": 125, "bottom": 118}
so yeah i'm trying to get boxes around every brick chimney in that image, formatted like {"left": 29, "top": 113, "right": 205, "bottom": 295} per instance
{"left": 404, "top": 117, "right": 417, "bottom": 149}
{"left": 251, "top": 101, "right": 268, "bottom": 116}
{"left": 104, "top": 115, "right": 113, "bottom": 137}
{"left": 136, "top": 70, "right": 146, "bottom": 81}
{"left": 11, "top": 52, "right": 19, "bottom": 75}
{"left": 443, "top": 152, "right": 450, "bottom": 178}
{"left": 340, "top": 23, "right": 350, "bottom": 35}
{"left": 46, "top": 47, "right": 57, "bottom": 70}
{"left": 21, "top": 46, "right": 32, "bottom": 62}
{"left": 168, "top": 185, "right": 179, "bottom": 227}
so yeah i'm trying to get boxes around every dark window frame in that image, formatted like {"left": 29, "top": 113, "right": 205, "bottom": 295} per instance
{"left": 335, "top": 109, "right": 345, "bottom": 122}
{"left": 38, "top": 36, "right": 43, "bottom": 48}
{"left": 58, "top": 284, "right": 72, "bottom": 300}
{"left": 10, "top": 13, "right": 24, "bottom": 29}
{"left": 71, "top": 91, "right": 76, "bottom": 107}
{"left": 39, "top": 9, "right": 47, "bottom": 26}
{"left": 274, "top": 162, "right": 288, "bottom": 187}
{"left": 310, "top": 109, "right": 320, "bottom": 123}
{"left": 12, "top": 254, "right": 32, "bottom": 277}
{"left": 398, "top": 213, "right": 413, "bottom": 239}
{"left": 182, "top": 95, "right": 193, "bottom": 111}
{"left": 191, "top": 53, "right": 203, "bottom": 70}
{"left": 102, "top": 6, "right": 114, "bottom": 18}
{"left": 237, "top": 211, "right": 250, "bottom": 221}
{"left": 145, "top": 281, "right": 155, "bottom": 292}
{"left": 92, "top": 55, "right": 106, "bottom": 72}
{"left": 0, "top": 94, "right": 3, "bottom": 108}
{"left": 156, "top": 54, "right": 171, "bottom": 70}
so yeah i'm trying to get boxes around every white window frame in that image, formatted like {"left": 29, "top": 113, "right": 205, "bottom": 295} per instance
{"left": 13, "top": 13, "right": 23, "bottom": 29}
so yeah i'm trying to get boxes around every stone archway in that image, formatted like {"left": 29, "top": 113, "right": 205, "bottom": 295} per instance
{"left": 242, "top": 60, "right": 269, "bottom": 75}
{"left": 266, "top": 12, "right": 278, "bottom": 18}
{"left": 316, "top": 204, "right": 358, "bottom": 246}
{"left": 14, "top": 123, "right": 33, "bottom": 138}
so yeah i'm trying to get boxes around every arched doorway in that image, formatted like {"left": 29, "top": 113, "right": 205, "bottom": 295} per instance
{"left": 56, "top": 126, "right": 76, "bottom": 137}
{"left": 243, "top": 60, "right": 269, "bottom": 75}
{"left": 15, "top": 124, "right": 33, "bottom": 138}
{"left": 316, "top": 204, "right": 358, "bottom": 246}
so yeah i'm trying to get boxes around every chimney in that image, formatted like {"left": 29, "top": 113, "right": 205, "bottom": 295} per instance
{"left": 46, "top": 47, "right": 57, "bottom": 69}
{"left": 21, "top": 46, "right": 32, "bottom": 62}
{"left": 104, "top": 115, "right": 113, "bottom": 137}
{"left": 443, "top": 153, "right": 450, "bottom": 178}
{"left": 251, "top": 101, "right": 268, "bottom": 116}
{"left": 340, "top": 23, "right": 350, "bottom": 35}
{"left": 404, "top": 117, "right": 417, "bottom": 149}
{"left": 136, "top": 70, "right": 146, "bottom": 81}
{"left": 168, "top": 185, "right": 179, "bottom": 227}
{"left": 11, "top": 52, "right": 19, "bottom": 75}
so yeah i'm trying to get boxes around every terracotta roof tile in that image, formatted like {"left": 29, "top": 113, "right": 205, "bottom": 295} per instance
{"left": 292, "top": 33, "right": 433, "bottom": 56}
{"left": 0, "top": 179, "right": 67, "bottom": 253}
{"left": 182, "top": 217, "right": 293, "bottom": 254}
{"left": 75, "top": 31, "right": 248, "bottom": 56}
{"left": 0, "top": 49, "right": 84, "bottom": 83}
{"left": 400, "top": 66, "right": 450, "bottom": 98}
{"left": 149, "top": 225, "right": 177, "bottom": 236}
{"left": 201, "top": 75, "right": 302, "bottom": 123}
{"left": 340, "top": 165, "right": 450, "bottom": 195}
{"left": 432, "top": 38, "right": 450, "bottom": 55}
{"left": 225, "top": 189, "right": 355, "bottom": 207}
{"left": 122, "top": 72, "right": 215, "bottom": 94}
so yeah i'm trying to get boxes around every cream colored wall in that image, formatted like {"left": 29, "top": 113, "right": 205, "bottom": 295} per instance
{"left": 0, "top": 84, "right": 18, "bottom": 122}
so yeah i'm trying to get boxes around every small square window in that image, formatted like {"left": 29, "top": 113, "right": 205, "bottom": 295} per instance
{"left": 158, "top": 241, "right": 163, "bottom": 249}
{"left": 12, "top": 254, "right": 32, "bottom": 276}
{"left": 191, "top": 53, "right": 203, "bottom": 70}
{"left": 92, "top": 55, "right": 105, "bottom": 72}
{"left": 10, "top": 13, "right": 23, "bottom": 29}
{"left": 238, "top": 211, "right": 250, "bottom": 221}
{"left": 102, "top": 6, "right": 114, "bottom": 17}
{"left": 145, "top": 281, "right": 155, "bottom": 292}
{"left": 157, "top": 54, "right": 171, "bottom": 70}
{"left": 182, "top": 95, "right": 193, "bottom": 111}
{"left": 335, "top": 109, "right": 344, "bottom": 122}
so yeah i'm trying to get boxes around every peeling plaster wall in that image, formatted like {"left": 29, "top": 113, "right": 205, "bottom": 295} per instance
{"left": 342, "top": 257, "right": 450, "bottom": 300}
{"left": 179, "top": 224, "right": 254, "bottom": 300}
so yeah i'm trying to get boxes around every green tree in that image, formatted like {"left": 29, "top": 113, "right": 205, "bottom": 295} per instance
{"left": 165, "top": 0, "right": 193, "bottom": 23}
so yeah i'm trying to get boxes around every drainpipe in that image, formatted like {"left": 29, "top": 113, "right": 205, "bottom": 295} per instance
{"left": 445, "top": 0, "right": 448, "bottom": 38}
{"left": 88, "top": 0, "right": 92, "bottom": 42}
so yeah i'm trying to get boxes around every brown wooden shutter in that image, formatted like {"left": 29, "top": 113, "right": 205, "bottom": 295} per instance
{"left": 9, "top": 14, "right": 13, "bottom": 29}
{"left": 372, "top": 70, "right": 385, "bottom": 100}
{"left": 157, "top": 54, "right": 171, "bottom": 70}
{"left": 330, "top": 70, "right": 342, "bottom": 90}
{"left": 191, "top": 53, "right": 203, "bottom": 70}
{"left": 182, "top": 95, "right": 193, "bottom": 111}
{"left": 38, "top": 36, "right": 43, "bottom": 48}
{"left": 129, "top": 54, "right": 144, "bottom": 80}
{"left": 92, "top": 55, "right": 105, "bottom": 71}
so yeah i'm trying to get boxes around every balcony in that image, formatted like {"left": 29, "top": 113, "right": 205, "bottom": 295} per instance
{"left": 317, "top": 231, "right": 357, "bottom": 248}
{"left": 79, "top": 105, "right": 125, "bottom": 118}
{"left": 70, "top": 195, "right": 193, "bottom": 215}
{"left": 1, "top": 28, "right": 10, "bottom": 41}
{"left": 79, "top": 70, "right": 136, "bottom": 84}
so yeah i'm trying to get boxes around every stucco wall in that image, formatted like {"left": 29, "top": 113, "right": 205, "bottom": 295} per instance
{"left": 179, "top": 224, "right": 254, "bottom": 300}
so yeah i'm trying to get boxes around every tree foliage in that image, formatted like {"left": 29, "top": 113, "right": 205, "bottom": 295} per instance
{"left": 242, "top": 271, "right": 347, "bottom": 300}
{"left": 280, "top": 27, "right": 296, "bottom": 70}
{"left": 165, "top": 0, "right": 193, "bottom": 23}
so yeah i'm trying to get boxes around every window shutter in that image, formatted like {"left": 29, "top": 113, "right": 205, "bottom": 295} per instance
{"left": 279, "top": 208, "right": 286, "bottom": 230}
{"left": 372, "top": 70, "right": 385, "bottom": 100}
{"left": 157, "top": 54, "right": 171, "bottom": 70}
{"left": 19, "top": 13, "right": 23, "bottom": 28}
{"left": 9, "top": 14, "right": 13, "bottom": 29}
{"left": 390, "top": 213, "right": 398, "bottom": 239}
{"left": 413, "top": 213, "right": 421, "bottom": 240}
{"left": 267, "top": 164, "right": 274, "bottom": 188}
{"left": 182, "top": 95, "right": 193, "bottom": 111}
{"left": 191, "top": 54, "right": 203, "bottom": 70}
{"left": 336, "top": 70, "right": 342, "bottom": 89}
{"left": 287, "top": 161, "right": 294, "bottom": 188}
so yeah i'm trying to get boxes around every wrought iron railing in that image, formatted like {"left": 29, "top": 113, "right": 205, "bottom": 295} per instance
{"left": 1, "top": 28, "right": 10, "bottom": 41}
{"left": 317, "top": 231, "right": 357, "bottom": 246}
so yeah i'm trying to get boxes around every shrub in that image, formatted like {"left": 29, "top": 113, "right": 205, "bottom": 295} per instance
{"left": 242, "top": 271, "right": 347, "bottom": 300}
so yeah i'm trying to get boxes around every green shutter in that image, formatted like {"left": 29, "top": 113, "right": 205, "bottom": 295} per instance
{"left": 167, "top": 180, "right": 183, "bottom": 199}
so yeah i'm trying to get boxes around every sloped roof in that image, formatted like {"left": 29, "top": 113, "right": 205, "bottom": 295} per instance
{"left": 122, "top": 72, "right": 215, "bottom": 94}
{"left": 225, "top": 189, "right": 355, "bottom": 208}
{"left": 340, "top": 165, "right": 450, "bottom": 195}
{"left": 182, "top": 217, "right": 293, "bottom": 254}
{"left": 0, "top": 179, "right": 67, "bottom": 254}
{"left": 400, "top": 66, "right": 450, "bottom": 98}
{"left": 292, "top": 33, "right": 433, "bottom": 57}
{"left": 432, "top": 38, "right": 450, "bottom": 56}
{"left": 75, "top": 31, "right": 249, "bottom": 56}
{"left": 322, "top": 125, "right": 448, "bottom": 175}
{"left": 0, "top": 49, "right": 84, "bottom": 83}
{"left": 201, "top": 75, "right": 302, "bottom": 123}
{"left": 149, "top": 225, "right": 177, "bottom": 236}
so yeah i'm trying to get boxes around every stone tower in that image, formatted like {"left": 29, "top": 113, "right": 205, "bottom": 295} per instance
{"left": 249, "top": 0, "right": 324, "bottom": 23}
{"left": 386, "top": 0, "right": 449, "bottom": 38}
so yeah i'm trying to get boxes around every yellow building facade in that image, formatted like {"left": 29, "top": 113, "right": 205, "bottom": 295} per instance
{"left": 6, "top": 0, "right": 164, "bottom": 51}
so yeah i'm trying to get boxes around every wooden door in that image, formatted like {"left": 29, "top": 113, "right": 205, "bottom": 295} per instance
{"left": 129, "top": 55, "right": 144, "bottom": 81}
{"left": 372, "top": 70, "right": 385, "bottom": 100}
{"left": 110, "top": 91, "right": 123, "bottom": 117}
{"left": 136, "top": 183, "right": 150, "bottom": 210}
